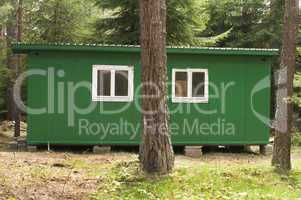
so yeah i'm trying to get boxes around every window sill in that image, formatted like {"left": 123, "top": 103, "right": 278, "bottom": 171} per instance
{"left": 92, "top": 97, "right": 133, "bottom": 102}
{"left": 172, "top": 97, "right": 209, "bottom": 103}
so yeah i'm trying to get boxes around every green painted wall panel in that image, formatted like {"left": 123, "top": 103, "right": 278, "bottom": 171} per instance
{"left": 25, "top": 50, "right": 272, "bottom": 145}
{"left": 244, "top": 62, "right": 271, "bottom": 144}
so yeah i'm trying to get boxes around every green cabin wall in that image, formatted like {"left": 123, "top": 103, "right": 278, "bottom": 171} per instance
{"left": 26, "top": 50, "right": 272, "bottom": 145}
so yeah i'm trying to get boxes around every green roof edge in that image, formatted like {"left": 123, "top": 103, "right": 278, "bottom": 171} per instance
{"left": 11, "top": 43, "right": 279, "bottom": 56}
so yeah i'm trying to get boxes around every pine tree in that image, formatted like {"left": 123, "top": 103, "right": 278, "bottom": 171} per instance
{"left": 93, "top": 0, "right": 209, "bottom": 46}
{"left": 139, "top": 0, "right": 174, "bottom": 174}
{"left": 272, "top": 0, "right": 299, "bottom": 173}
{"left": 201, "top": 0, "right": 284, "bottom": 48}
{"left": 23, "top": 0, "right": 95, "bottom": 43}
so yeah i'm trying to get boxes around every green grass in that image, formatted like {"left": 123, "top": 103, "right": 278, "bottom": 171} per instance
{"left": 63, "top": 158, "right": 114, "bottom": 178}
{"left": 90, "top": 160, "right": 301, "bottom": 200}
{"left": 0, "top": 150, "right": 300, "bottom": 199}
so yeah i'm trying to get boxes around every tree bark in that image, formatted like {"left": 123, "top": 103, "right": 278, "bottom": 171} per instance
{"left": 6, "top": 0, "right": 16, "bottom": 121}
{"left": 272, "top": 0, "right": 299, "bottom": 173}
{"left": 139, "top": 0, "right": 174, "bottom": 175}
{"left": 14, "top": 0, "right": 23, "bottom": 137}
{"left": 6, "top": 0, "right": 22, "bottom": 137}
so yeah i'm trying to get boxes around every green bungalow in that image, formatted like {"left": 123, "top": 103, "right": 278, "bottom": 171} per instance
{"left": 12, "top": 43, "right": 278, "bottom": 147}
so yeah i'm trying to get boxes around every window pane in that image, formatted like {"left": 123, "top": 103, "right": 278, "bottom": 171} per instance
{"left": 115, "top": 70, "right": 128, "bottom": 96}
{"left": 97, "top": 70, "right": 111, "bottom": 96}
{"left": 192, "top": 72, "right": 205, "bottom": 97}
{"left": 175, "top": 72, "right": 188, "bottom": 97}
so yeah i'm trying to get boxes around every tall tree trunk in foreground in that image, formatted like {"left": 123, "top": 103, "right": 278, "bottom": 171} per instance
{"left": 139, "top": 0, "right": 174, "bottom": 175}
{"left": 6, "top": 0, "right": 22, "bottom": 137}
{"left": 272, "top": 0, "right": 299, "bottom": 173}
{"left": 14, "top": 0, "right": 23, "bottom": 137}
{"left": 6, "top": 0, "right": 15, "bottom": 121}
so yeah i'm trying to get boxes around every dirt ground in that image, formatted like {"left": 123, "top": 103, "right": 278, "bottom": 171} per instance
{"left": 0, "top": 150, "right": 136, "bottom": 200}
{"left": 0, "top": 151, "right": 270, "bottom": 200}
{"left": 0, "top": 121, "right": 300, "bottom": 200}
{"left": 1, "top": 150, "right": 297, "bottom": 200}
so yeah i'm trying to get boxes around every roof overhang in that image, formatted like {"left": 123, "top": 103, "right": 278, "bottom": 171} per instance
{"left": 12, "top": 43, "right": 279, "bottom": 56}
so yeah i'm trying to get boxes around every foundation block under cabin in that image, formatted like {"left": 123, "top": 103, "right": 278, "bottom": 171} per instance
{"left": 93, "top": 146, "right": 111, "bottom": 154}
{"left": 8, "top": 141, "right": 18, "bottom": 150}
{"left": 184, "top": 146, "right": 203, "bottom": 158}
{"left": 27, "top": 145, "right": 37, "bottom": 152}
{"left": 260, "top": 144, "right": 273, "bottom": 155}
{"left": 9, "top": 140, "right": 27, "bottom": 151}
{"left": 259, "top": 145, "right": 266, "bottom": 155}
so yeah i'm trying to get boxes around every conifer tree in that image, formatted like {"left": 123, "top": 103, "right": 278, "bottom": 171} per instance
{"left": 93, "top": 0, "right": 213, "bottom": 46}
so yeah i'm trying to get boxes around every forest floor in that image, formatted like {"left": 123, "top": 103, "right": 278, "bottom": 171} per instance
{"left": 0, "top": 121, "right": 301, "bottom": 200}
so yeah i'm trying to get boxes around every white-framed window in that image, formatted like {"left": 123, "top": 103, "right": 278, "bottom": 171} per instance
{"left": 172, "top": 68, "right": 209, "bottom": 103}
{"left": 92, "top": 65, "right": 134, "bottom": 102}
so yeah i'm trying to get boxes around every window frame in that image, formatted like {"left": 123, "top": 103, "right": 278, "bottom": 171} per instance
{"left": 172, "top": 68, "right": 209, "bottom": 103}
{"left": 92, "top": 65, "right": 134, "bottom": 102}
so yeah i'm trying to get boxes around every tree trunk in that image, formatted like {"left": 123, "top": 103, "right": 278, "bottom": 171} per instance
{"left": 272, "top": 0, "right": 299, "bottom": 173}
{"left": 14, "top": 0, "right": 23, "bottom": 137}
{"left": 6, "top": 0, "right": 22, "bottom": 137}
{"left": 139, "top": 0, "right": 174, "bottom": 175}
{"left": 6, "top": 0, "right": 16, "bottom": 121}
